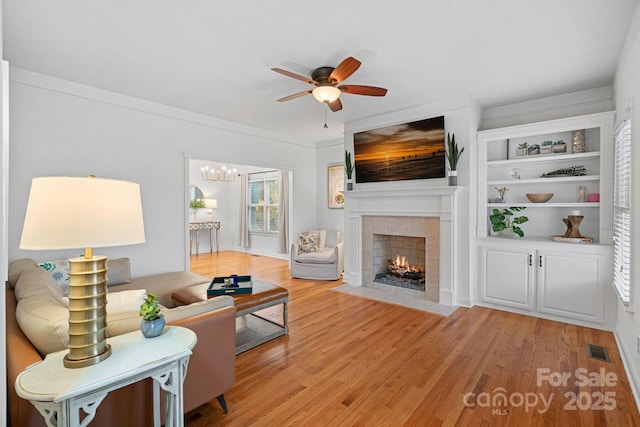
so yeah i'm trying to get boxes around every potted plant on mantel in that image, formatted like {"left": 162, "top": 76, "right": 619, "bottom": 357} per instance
{"left": 345, "top": 150, "right": 355, "bottom": 190}
{"left": 445, "top": 133, "right": 464, "bottom": 186}
{"left": 489, "top": 206, "right": 529, "bottom": 238}
{"left": 139, "top": 293, "right": 165, "bottom": 338}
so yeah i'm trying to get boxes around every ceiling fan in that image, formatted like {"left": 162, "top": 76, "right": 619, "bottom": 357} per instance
{"left": 271, "top": 56, "right": 388, "bottom": 112}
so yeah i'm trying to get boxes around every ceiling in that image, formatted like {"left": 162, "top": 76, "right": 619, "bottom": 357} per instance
{"left": 3, "top": 1, "right": 638, "bottom": 144}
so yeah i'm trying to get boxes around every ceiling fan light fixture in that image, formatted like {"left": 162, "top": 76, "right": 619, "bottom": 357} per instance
{"left": 312, "top": 86, "right": 341, "bottom": 103}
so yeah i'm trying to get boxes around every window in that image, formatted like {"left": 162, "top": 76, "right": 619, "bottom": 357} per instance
{"left": 613, "top": 118, "right": 631, "bottom": 305}
{"left": 249, "top": 174, "right": 279, "bottom": 233}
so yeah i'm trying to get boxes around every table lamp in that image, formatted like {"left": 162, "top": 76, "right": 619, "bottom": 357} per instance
{"left": 204, "top": 198, "right": 217, "bottom": 220}
{"left": 20, "top": 176, "right": 145, "bottom": 368}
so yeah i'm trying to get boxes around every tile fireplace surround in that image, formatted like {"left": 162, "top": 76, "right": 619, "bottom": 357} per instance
{"left": 344, "top": 186, "right": 461, "bottom": 306}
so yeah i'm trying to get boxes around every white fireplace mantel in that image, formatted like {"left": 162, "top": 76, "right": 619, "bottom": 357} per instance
{"left": 344, "top": 186, "right": 462, "bottom": 306}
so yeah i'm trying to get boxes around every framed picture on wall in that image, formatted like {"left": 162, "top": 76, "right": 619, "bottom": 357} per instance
{"left": 328, "top": 165, "right": 345, "bottom": 209}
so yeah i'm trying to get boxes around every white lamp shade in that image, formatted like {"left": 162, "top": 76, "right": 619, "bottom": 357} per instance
{"left": 20, "top": 176, "right": 146, "bottom": 250}
{"left": 312, "top": 86, "right": 341, "bottom": 103}
{"left": 204, "top": 199, "right": 218, "bottom": 209}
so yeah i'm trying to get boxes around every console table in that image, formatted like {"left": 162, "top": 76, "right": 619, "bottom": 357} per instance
{"left": 15, "top": 326, "right": 197, "bottom": 427}
{"left": 189, "top": 221, "right": 220, "bottom": 255}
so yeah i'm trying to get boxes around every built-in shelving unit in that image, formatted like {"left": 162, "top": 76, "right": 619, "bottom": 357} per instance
{"left": 474, "top": 111, "right": 616, "bottom": 329}
{"left": 477, "top": 112, "right": 614, "bottom": 242}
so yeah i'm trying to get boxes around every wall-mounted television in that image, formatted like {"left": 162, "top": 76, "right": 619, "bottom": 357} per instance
{"left": 353, "top": 115, "right": 445, "bottom": 183}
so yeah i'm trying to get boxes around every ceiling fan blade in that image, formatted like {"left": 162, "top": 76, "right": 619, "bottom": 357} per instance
{"left": 328, "top": 98, "right": 343, "bottom": 112}
{"left": 277, "top": 90, "right": 313, "bottom": 102}
{"left": 339, "top": 85, "right": 388, "bottom": 97}
{"left": 328, "top": 57, "right": 361, "bottom": 84}
{"left": 271, "top": 68, "right": 318, "bottom": 85}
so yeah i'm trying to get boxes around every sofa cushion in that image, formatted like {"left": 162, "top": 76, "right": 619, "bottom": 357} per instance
{"left": 297, "top": 233, "right": 320, "bottom": 254}
{"left": 106, "top": 289, "right": 147, "bottom": 314}
{"left": 38, "top": 259, "right": 70, "bottom": 296}
{"left": 8, "top": 258, "right": 38, "bottom": 289}
{"left": 107, "top": 257, "right": 132, "bottom": 286}
{"left": 106, "top": 296, "right": 234, "bottom": 337}
{"left": 16, "top": 294, "right": 69, "bottom": 355}
{"left": 15, "top": 266, "right": 65, "bottom": 303}
{"left": 130, "top": 271, "right": 211, "bottom": 307}
{"left": 294, "top": 248, "right": 337, "bottom": 264}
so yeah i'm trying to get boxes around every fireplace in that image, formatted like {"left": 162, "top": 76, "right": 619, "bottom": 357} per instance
{"left": 373, "top": 234, "right": 425, "bottom": 291}
{"left": 363, "top": 216, "right": 440, "bottom": 302}
{"left": 344, "top": 186, "right": 460, "bottom": 306}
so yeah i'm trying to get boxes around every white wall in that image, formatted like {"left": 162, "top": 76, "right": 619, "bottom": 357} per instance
{"left": 613, "top": 1, "right": 640, "bottom": 403}
{"left": 315, "top": 138, "right": 345, "bottom": 232}
{"left": 1, "top": 0, "right": 8, "bottom": 417}
{"left": 8, "top": 68, "right": 317, "bottom": 276}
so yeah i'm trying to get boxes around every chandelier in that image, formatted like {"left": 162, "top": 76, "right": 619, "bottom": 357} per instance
{"left": 201, "top": 165, "right": 238, "bottom": 182}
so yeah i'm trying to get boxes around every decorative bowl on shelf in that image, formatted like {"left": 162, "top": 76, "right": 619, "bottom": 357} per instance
{"left": 526, "top": 193, "right": 554, "bottom": 203}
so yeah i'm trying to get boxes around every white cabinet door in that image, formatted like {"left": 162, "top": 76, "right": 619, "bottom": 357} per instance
{"left": 480, "top": 245, "right": 534, "bottom": 310}
{"left": 536, "top": 249, "right": 604, "bottom": 323}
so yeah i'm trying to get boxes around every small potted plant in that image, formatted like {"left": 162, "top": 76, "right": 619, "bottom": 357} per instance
{"left": 445, "top": 133, "right": 464, "bottom": 186}
{"left": 489, "top": 207, "right": 529, "bottom": 237}
{"left": 528, "top": 144, "right": 540, "bottom": 155}
{"left": 345, "top": 150, "right": 355, "bottom": 190}
{"left": 139, "top": 293, "right": 165, "bottom": 338}
{"left": 495, "top": 186, "right": 508, "bottom": 203}
{"left": 540, "top": 140, "right": 553, "bottom": 155}
{"left": 552, "top": 140, "right": 567, "bottom": 153}
{"left": 516, "top": 142, "right": 529, "bottom": 157}
{"left": 189, "top": 198, "right": 206, "bottom": 221}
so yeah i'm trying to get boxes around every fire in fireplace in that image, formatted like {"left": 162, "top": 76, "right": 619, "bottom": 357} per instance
{"left": 374, "top": 254, "right": 425, "bottom": 291}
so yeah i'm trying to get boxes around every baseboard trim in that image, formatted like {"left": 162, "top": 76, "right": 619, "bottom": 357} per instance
{"left": 614, "top": 330, "right": 640, "bottom": 412}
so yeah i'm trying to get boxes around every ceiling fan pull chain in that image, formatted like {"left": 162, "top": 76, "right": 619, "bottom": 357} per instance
{"left": 324, "top": 106, "right": 328, "bottom": 129}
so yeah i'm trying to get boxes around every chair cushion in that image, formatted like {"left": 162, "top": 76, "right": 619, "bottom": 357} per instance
{"left": 324, "top": 230, "right": 343, "bottom": 248}
{"left": 309, "top": 229, "right": 327, "bottom": 248}
{"left": 294, "top": 248, "right": 336, "bottom": 264}
{"left": 297, "top": 233, "right": 320, "bottom": 254}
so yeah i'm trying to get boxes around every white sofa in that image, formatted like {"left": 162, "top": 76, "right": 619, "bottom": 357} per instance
{"left": 290, "top": 230, "right": 344, "bottom": 280}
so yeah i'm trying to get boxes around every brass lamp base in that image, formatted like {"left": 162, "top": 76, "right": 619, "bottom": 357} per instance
{"left": 64, "top": 254, "right": 111, "bottom": 368}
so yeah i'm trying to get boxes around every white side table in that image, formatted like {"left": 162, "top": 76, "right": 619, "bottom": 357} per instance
{"left": 15, "top": 326, "right": 197, "bottom": 427}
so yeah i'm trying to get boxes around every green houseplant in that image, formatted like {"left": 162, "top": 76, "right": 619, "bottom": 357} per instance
{"left": 189, "top": 198, "right": 206, "bottom": 221}
{"left": 489, "top": 206, "right": 529, "bottom": 237}
{"left": 139, "top": 293, "right": 165, "bottom": 338}
{"left": 345, "top": 150, "right": 355, "bottom": 190}
{"left": 445, "top": 133, "right": 464, "bottom": 186}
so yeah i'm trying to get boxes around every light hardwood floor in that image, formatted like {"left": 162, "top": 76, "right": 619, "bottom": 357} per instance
{"left": 186, "top": 251, "right": 640, "bottom": 426}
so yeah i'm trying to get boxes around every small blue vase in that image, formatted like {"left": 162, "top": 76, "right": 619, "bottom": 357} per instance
{"left": 141, "top": 317, "right": 166, "bottom": 338}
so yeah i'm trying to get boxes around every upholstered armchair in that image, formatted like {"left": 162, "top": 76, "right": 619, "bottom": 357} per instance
{"left": 290, "top": 230, "right": 344, "bottom": 280}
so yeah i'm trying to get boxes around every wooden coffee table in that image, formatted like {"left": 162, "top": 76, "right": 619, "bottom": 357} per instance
{"left": 172, "top": 280, "right": 288, "bottom": 354}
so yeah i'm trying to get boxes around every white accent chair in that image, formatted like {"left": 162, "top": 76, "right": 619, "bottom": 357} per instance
{"left": 290, "top": 230, "right": 344, "bottom": 280}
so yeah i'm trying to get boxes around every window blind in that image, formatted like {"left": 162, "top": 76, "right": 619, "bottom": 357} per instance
{"left": 613, "top": 118, "right": 632, "bottom": 305}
